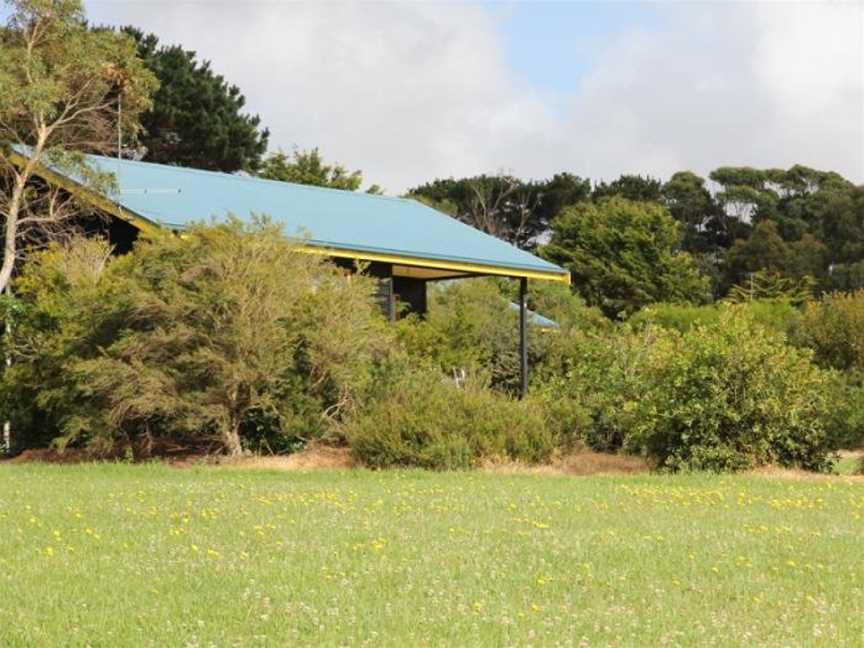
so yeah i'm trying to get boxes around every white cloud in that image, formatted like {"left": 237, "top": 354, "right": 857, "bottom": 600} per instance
{"left": 85, "top": 1, "right": 863, "bottom": 191}
{"left": 537, "top": 2, "right": 864, "bottom": 184}
{"left": 86, "top": 1, "right": 553, "bottom": 192}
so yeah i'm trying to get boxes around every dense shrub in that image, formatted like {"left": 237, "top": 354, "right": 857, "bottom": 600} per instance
{"left": 344, "top": 370, "right": 554, "bottom": 470}
{"left": 2, "top": 220, "right": 393, "bottom": 457}
{"left": 2, "top": 217, "right": 850, "bottom": 474}
{"left": 627, "top": 314, "right": 834, "bottom": 472}
{"left": 394, "top": 279, "right": 520, "bottom": 391}
{"left": 539, "top": 310, "right": 836, "bottom": 471}
{"left": 520, "top": 280, "right": 608, "bottom": 333}
{"left": 395, "top": 278, "right": 605, "bottom": 394}
{"left": 535, "top": 328, "right": 649, "bottom": 451}
{"left": 397, "top": 278, "right": 609, "bottom": 395}
{"left": 825, "top": 371, "right": 864, "bottom": 451}
{"left": 787, "top": 291, "right": 864, "bottom": 451}
{"left": 629, "top": 301, "right": 801, "bottom": 338}
{"left": 796, "top": 290, "right": 864, "bottom": 370}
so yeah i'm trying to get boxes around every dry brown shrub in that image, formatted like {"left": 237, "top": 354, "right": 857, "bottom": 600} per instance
{"left": 3, "top": 448, "right": 94, "bottom": 464}
{"left": 214, "top": 444, "right": 356, "bottom": 471}
{"left": 482, "top": 449, "right": 648, "bottom": 476}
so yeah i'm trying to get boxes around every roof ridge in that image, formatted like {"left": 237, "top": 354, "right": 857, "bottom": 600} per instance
{"left": 87, "top": 153, "right": 414, "bottom": 205}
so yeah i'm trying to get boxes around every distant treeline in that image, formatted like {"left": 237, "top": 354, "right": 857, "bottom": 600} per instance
{"left": 407, "top": 167, "right": 864, "bottom": 305}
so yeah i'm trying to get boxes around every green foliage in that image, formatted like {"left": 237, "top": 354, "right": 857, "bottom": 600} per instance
{"left": 628, "top": 300, "right": 801, "bottom": 338}
{"left": 724, "top": 221, "right": 826, "bottom": 293}
{"left": 3, "top": 220, "right": 392, "bottom": 456}
{"left": 406, "top": 173, "right": 591, "bottom": 248}
{"left": 710, "top": 166, "right": 770, "bottom": 191}
{"left": 124, "top": 28, "right": 268, "bottom": 172}
{"left": 535, "top": 328, "right": 647, "bottom": 452}
{"left": 395, "top": 279, "right": 523, "bottom": 393}
{"left": 726, "top": 270, "right": 814, "bottom": 306}
{"left": 541, "top": 197, "right": 710, "bottom": 318}
{"left": 395, "top": 278, "right": 604, "bottom": 394}
{"left": 824, "top": 371, "right": 864, "bottom": 451}
{"left": 539, "top": 310, "right": 835, "bottom": 471}
{"left": 0, "top": 2, "right": 156, "bottom": 149}
{"left": 709, "top": 168, "right": 862, "bottom": 294}
{"left": 725, "top": 221, "right": 790, "bottom": 283}
{"left": 586, "top": 165, "right": 863, "bottom": 300}
{"left": 625, "top": 314, "right": 834, "bottom": 472}
{"left": 522, "top": 280, "right": 608, "bottom": 334}
{"left": 786, "top": 234, "right": 828, "bottom": 280}
{"left": 259, "top": 147, "right": 365, "bottom": 191}
{"left": 0, "top": 0, "right": 157, "bottom": 292}
{"left": 824, "top": 260, "right": 864, "bottom": 292}
{"left": 344, "top": 370, "right": 553, "bottom": 470}
{"left": 1, "top": 237, "right": 123, "bottom": 452}
{"left": 408, "top": 163, "right": 863, "bottom": 301}
{"left": 592, "top": 174, "right": 663, "bottom": 202}
{"left": 796, "top": 290, "right": 864, "bottom": 371}
{"left": 662, "top": 171, "right": 719, "bottom": 253}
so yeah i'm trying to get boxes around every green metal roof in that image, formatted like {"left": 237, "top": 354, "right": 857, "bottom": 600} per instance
{"left": 39, "top": 152, "right": 569, "bottom": 282}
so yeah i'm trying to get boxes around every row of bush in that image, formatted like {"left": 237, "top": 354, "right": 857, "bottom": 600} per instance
{"left": 1, "top": 219, "right": 393, "bottom": 458}
{"left": 1, "top": 221, "right": 863, "bottom": 472}
{"left": 537, "top": 316, "right": 837, "bottom": 472}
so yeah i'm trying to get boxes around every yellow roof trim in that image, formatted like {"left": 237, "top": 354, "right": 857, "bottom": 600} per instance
{"left": 14, "top": 150, "right": 570, "bottom": 284}
{"left": 304, "top": 245, "right": 571, "bottom": 284}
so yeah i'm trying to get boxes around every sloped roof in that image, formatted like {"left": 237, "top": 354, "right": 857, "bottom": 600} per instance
{"left": 21, "top": 149, "right": 569, "bottom": 283}
{"left": 508, "top": 302, "right": 559, "bottom": 328}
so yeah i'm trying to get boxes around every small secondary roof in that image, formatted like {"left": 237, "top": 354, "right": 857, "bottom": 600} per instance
{"left": 508, "top": 302, "right": 559, "bottom": 328}
{"left": 17, "top": 150, "right": 569, "bottom": 283}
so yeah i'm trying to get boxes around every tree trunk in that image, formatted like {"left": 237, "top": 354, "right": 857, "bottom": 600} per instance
{"left": 223, "top": 421, "right": 243, "bottom": 457}
{"left": 1, "top": 134, "right": 47, "bottom": 295}
{"left": 0, "top": 177, "right": 24, "bottom": 295}
{"left": 2, "top": 285, "right": 11, "bottom": 454}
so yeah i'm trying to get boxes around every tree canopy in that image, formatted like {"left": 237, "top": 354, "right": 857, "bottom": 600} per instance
{"left": 4, "top": 219, "right": 393, "bottom": 456}
{"left": 123, "top": 28, "right": 269, "bottom": 173}
{"left": 0, "top": 0, "right": 157, "bottom": 293}
{"left": 541, "top": 197, "right": 710, "bottom": 318}
{"left": 413, "top": 163, "right": 863, "bottom": 305}
{"left": 259, "top": 147, "right": 376, "bottom": 192}
{"left": 592, "top": 174, "right": 663, "bottom": 203}
{"left": 407, "top": 173, "right": 591, "bottom": 249}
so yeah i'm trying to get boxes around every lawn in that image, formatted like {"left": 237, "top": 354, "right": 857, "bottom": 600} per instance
{"left": 0, "top": 464, "right": 862, "bottom": 646}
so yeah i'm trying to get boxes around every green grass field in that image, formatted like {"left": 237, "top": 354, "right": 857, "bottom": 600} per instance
{"left": 0, "top": 464, "right": 862, "bottom": 646}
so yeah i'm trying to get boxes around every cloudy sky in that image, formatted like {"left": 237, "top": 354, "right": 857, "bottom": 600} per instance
{"left": 83, "top": 0, "right": 863, "bottom": 193}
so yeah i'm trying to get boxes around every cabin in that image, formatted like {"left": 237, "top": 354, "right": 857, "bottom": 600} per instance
{"left": 10, "top": 149, "right": 570, "bottom": 394}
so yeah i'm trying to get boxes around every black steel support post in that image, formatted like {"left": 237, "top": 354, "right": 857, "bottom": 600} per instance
{"left": 519, "top": 277, "right": 528, "bottom": 399}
